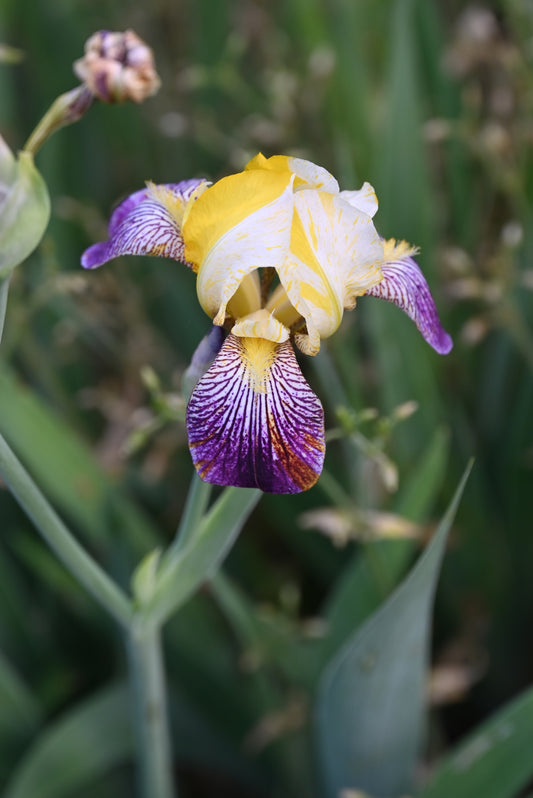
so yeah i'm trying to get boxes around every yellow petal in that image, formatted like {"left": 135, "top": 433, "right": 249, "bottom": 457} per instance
{"left": 184, "top": 167, "right": 293, "bottom": 269}
{"left": 183, "top": 168, "right": 295, "bottom": 322}
{"left": 245, "top": 153, "right": 339, "bottom": 193}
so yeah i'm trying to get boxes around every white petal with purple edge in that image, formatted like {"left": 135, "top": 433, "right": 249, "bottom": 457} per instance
{"left": 366, "top": 249, "right": 453, "bottom": 354}
{"left": 81, "top": 179, "right": 206, "bottom": 269}
{"left": 186, "top": 334, "right": 325, "bottom": 493}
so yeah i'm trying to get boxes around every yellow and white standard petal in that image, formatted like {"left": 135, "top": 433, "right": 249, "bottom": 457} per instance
{"left": 339, "top": 181, "right": 379, "bottom": 218}
{"left": 183, "top": 167, "right": 295, "bottom": 325}
{"left": 287, "top": 156, "right": 340, "bottom": 193}
{"left": 245, "top": 152, "right": 339, "bottom": 193}
{"left": 275, "top": 190, "right": 383, "bottom": 352}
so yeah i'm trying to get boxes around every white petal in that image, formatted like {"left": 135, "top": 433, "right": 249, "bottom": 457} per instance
{"left": 287, "top": 157, "right": 340, "bottom": 193}
{"left": 339, "top": 181, "right": 378, "bottom": 218}
{"left": 276, "top": 190, "right": 383, "bottom": 346}
{"left": 232, "top": 310, "right": 290, "bottom": 343}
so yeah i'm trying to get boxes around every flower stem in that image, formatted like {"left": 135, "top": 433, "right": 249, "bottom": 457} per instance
{"left": 127, "top": 622, "right": 176, "bottom": 798}
{"left": 170, "top": 473, "right": 212, "bottom": 554}
{"left": 0, "top": 275, "right": 10, "bottom": 344}
{"left": 0, "top": 432, "right": 133, "bottom": 627}
{"left": 23, "top": 86, "right": 93, "bottom": 157}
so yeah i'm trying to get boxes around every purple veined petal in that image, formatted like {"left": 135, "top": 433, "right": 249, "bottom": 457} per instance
{"left": 366, "top": 252, "right": 453, "bottom": 355}
{"left": 186, "top": 333, "right": 325, "bottom": 493}
{"left": 81, "top": 178, "right": 206, "bottom": 269}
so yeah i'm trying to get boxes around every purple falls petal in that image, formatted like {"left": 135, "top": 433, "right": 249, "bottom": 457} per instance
{"left": 366, "top": 255, "right": 453, "bottom": 354}
{"left": 186, "top": 333, "right": 325, "bottom": 493}
{"left": 81, "top": 178, "right": 205, "bottom": 269}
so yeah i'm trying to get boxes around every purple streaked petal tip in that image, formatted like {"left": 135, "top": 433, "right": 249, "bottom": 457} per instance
{"left": 81, "top": 178, "right": 206, "bottom": 270}
{"left": 367, "top": 255, "right": 453, "bottom": 355}
{"left": 186, "top": 334, "right": 325, "bottom": 494}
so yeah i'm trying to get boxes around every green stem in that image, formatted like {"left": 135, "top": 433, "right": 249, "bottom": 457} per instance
{"left": 0, "top": 433, "right": 132, "bottom": 627}
{"left": 23, "top": 86, "right": 93, "bottom": 157}
{"left": 0, "top": 275, "right": 10, "bottom": 344}
{"left": 127, "top": 622, "right": 176, "bottom": 798}
{"left": 170, "top": 474, "right": 212, "bottom": 555}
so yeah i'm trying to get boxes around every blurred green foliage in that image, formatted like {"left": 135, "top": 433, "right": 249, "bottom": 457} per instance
{"left": 1, "top": 0, "right": 533, "bottom": 795}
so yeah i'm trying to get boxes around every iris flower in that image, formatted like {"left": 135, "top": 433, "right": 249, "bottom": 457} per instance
{"left": 82, "top": 154, "right": 452, "bottom": 493}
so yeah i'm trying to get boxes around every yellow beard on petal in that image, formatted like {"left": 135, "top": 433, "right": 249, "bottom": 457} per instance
{"left": 382, "top": 238, "right": 419, "bottom": 262}
{"left": 240, "top": 337, "right": 277, "bottom": 394}
{"left": 147, "top": 182, "right": 187, "bottom": 227}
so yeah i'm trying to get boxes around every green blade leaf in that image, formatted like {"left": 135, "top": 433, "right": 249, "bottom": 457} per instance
{"left": 315, "top": 463, "right": 472, "bottom": 798}
{"left": 419, "top": 684, "right": 533, "bottom": 798}
{"left": 141, "top": 486, "right": 261, "bottom": 626}
{"left": 0, "top": 143, "right": 50, "bottom": 279}
{"left": 4, "top": 685, "right": 133, "bottom": 798}
{"left": 0, "top": 648, "right": 42, "bottom": 738}
{"left": 0, "top": 363, "right": 157, "bottom": 553}
{"left": 0, "top": 432, "right": 133, "bottom": 628}
{"left": 319, "top": 428, "right": 450, "bottom": 671}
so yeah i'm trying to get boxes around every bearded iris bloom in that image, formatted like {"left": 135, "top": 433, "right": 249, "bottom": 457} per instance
{"left": 82, "top": 154, "right": 452, "bottom": 493}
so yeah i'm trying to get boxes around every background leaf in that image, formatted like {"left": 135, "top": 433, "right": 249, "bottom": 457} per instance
{"left": 315, "top": 463, "right": 472, "bottom": 798}
{"left": 0, "top": 649, "right": 42, "bottom": 738}
{"left": 419, "top": 684, "right": 533, "bottom": 798}
{"left": 3, "top": 685, "right": 133, "bottom": 798}
{"left": 317, "top": 428, "right": 450, "bottom": 671}
{"left": 0, "top": 364, "right": 157, "bottom": 556}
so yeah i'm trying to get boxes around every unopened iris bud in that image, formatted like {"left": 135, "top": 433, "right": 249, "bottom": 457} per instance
{"left": 23, "top": 30, "right": 160, "bottom": 156}
{"left": 73, "top": 30, "right": 161, "bottom": 104}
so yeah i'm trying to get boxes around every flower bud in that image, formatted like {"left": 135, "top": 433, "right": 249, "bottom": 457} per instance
{"left": 73, "top": 30, "right": 161, "bottom": 104}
